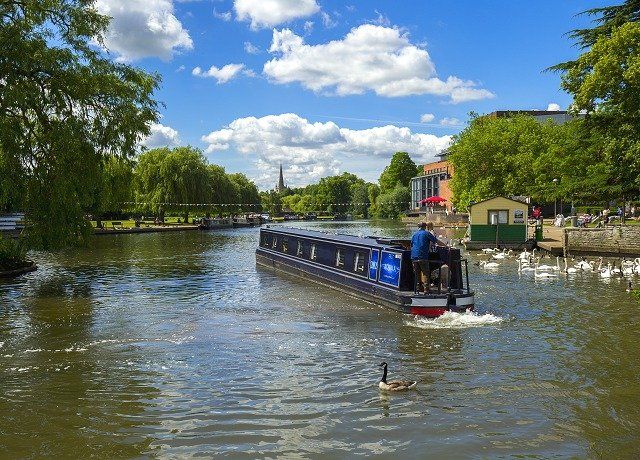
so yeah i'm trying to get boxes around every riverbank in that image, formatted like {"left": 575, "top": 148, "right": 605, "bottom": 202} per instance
{"left": 94, "top": 224, "right": 200, "bottom": 235}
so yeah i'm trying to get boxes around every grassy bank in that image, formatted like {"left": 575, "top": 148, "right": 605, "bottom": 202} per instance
{"left": 0, "top": 237, "right": 29, "bottom": 271}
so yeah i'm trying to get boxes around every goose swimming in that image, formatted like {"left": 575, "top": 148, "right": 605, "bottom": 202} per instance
{"left": 378, "top": 362, "right": 417, "bottom": 391}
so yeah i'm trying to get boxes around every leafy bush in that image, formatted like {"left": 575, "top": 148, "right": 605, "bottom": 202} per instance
{"left": 0, "top": 237, "right": 28, "bottom": 270}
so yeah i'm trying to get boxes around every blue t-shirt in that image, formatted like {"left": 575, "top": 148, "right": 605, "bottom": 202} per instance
{"left": 411, "top": 229, "right": 438, "bottom": 260}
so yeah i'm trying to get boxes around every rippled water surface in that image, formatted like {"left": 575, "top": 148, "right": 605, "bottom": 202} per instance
{"left": 1, "top": 221, "right": 639, "bottom": 458}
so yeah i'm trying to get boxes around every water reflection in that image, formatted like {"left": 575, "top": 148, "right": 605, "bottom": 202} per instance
{"left": 0, "top": 224, "right": 639, "bottom": 457}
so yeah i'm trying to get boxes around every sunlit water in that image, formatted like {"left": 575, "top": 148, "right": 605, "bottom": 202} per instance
{"left": 1, "top": 221, "right": 639, "bottom": 458}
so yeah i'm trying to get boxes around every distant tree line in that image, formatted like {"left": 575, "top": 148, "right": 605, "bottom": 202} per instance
{"left": 262, "top": 152, "right": 421, "bottom": 219}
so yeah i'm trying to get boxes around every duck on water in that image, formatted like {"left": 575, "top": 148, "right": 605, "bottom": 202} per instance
{"left": 378, "top": 362, "right": 417, "bottom": 391}
{"left": 255, "top": 226, "right": 475, "bottom": 318}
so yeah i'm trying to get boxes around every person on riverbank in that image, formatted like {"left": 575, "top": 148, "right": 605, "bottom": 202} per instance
{"left": 411, "top": 222, "right": 447, "bottom": 294}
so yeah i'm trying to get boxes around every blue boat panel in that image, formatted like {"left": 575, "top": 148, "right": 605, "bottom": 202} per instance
{"left": 379, "top": 251, "right": 402, "bottom": 288}
{"left": 369, "top": 249, "right": 380, "bottom": 281}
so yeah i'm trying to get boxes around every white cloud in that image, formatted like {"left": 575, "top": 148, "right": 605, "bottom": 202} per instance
{"left": 213, "top": 9, "right": 232, "bottom": 21}
{"left": 176, "top": 65, "right": 186, "bottom": 72}
{"left": 263, "top": 25, "right": 494, "bottom": 103}
{"left": 439, "top": 117, "right": 462, "bottom": 126}
{"left": 304, "top": 21, "right": 314, "bottom": 34}
{"left": 244, "top": 41, "right": 260, "bottom": 54}
{"left": 201, "top": 113, "right": 451, "bottom": 187}
{"left": 321, "top": 11, "right": 337, "bottom": 28}
{"left": 234, "top": 0, "right": 320, "bottom": 30}
{"left": 94, "top": 0, "right": 193, "bottom": 62}
{"left": 420, "top": 113, "right": 435, "bottom": 123}
{"left": 371, "top": 10, "right": 390, "bottom": 27}
{"left": 192, "top": 63, "right": 246, "bottom": 84}
{"left": 547, "top": 103, "right": 562, "bottom": 111}
{"left": 142, "top": 123, "right": 180, "bottom": 148}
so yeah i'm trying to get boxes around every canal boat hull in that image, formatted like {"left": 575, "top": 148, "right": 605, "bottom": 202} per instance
{"left": 256, "top": 227, "right": 474, "bottom": 317}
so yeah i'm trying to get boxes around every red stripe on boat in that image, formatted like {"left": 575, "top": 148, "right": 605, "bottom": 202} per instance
{"left": 410, "top": 307, "right": 447, "bottom": 317}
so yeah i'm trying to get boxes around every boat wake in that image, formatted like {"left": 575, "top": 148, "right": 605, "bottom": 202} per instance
{"left": 406, "top": 310, "right": 504, "bottom": 329}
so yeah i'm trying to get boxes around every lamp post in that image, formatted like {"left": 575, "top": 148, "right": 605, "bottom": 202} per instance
{"left": 552, "top": 178, "right": 559, "bottom": 217}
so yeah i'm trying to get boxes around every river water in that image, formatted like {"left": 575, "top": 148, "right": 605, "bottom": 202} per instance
{"left": 1, "top": 221, "right": 638, "bottom": 458}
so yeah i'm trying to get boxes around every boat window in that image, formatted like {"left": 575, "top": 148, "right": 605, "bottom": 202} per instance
{"left": 310, "top": 244, "right": 317, "bottom": 260}
{"left": 354, "top": 252, "right": 366, "bottom": 272}
{"left": 282, "top": 239, "right": 288, "bottom": 252}
{"left": 261, "top": 233, "right": 269, "bottom": 247}
{"left": 272, "top": 237, "right": 278, "bottom": 249}
{"left": 296, "top": 241, "right": 303, "bottom": 256}
{"left": 335, "top": 249, "right": 345, "bottom": 267}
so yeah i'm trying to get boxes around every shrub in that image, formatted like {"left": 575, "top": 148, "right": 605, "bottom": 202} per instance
{"left": 0, "top": 237, "right": 28, "bottom": 270}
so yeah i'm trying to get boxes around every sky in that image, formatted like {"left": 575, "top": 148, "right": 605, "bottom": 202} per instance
{"left": 93, "top": 0, "right": 612, "bottom": 190}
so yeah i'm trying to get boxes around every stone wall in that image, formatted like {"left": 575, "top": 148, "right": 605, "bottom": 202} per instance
{"left": 564, "top": 226, "right": 640, "bottom": 256}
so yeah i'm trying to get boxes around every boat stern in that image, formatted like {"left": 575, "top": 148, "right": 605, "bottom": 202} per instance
{"left": 408, "top": 292, "right": 475, "bottom": 317}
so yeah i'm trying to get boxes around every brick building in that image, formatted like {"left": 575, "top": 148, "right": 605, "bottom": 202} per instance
{"left": 410, "top": 150, "right": 454, "bottom": 211}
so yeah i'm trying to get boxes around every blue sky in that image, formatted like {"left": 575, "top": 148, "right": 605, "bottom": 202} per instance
{"left": 94, "top": 0, "right": 612, "bottom": 189}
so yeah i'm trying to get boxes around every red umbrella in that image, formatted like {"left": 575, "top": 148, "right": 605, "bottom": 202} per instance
{"left": 420, "top": 196, "right": 446, "bottom": 205}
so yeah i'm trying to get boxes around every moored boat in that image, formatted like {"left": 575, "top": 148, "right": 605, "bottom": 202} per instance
{"left": 256, "top": 226, "right": 474, "bottom": 317}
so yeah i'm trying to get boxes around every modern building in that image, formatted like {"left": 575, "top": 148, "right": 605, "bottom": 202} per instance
{"left": 410, "top": 150, "right": 454, "bottom": 211}
{"left": 487, "top": 110, "right": 578, "bottom": 125}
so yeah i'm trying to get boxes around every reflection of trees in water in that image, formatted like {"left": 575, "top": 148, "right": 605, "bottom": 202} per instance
{"left": 0, "top": 274, "right": 160, "bottom": 458}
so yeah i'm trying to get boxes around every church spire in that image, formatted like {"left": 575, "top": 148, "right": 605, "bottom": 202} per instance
{"left": 277, "top": 163, "right": 285, "bottom": 192}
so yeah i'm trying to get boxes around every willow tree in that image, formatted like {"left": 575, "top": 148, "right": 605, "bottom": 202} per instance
{"left": 0, "top": 1, "right": 159, "bottom": 248}
{"left": 133, "top": 147, "right": 211, "bottom": 216}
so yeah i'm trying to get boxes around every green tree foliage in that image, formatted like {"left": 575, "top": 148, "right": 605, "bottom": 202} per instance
{"left": 350, "top": 182, "right": 370, "bottom": 217}
{"left": 208, "top": 164, "right": 235, "bottom": 213}
{"left": 374, "top": 184, "right": 411, "bottom": 218}
{"left": 378, "top": 152, "right": 418, "bottom": 194}
{"left": 97, "top": 156, "right": 134, "bottom": 217}
{"left": 556, "top": 1, "right": 640, "bottom": 53}
{"left": 0, "top": 0, "right": 159, "bottom": 248}
{"left": 259, "top": 190, "right": 282, "bottom": 215}
{"left": 560, "top": 21, "right": 640, "bottom": 199}
{"left": 448, "top": 115, "right": 608, "bottom": 209}
{"left": 315, "top": 173, "right": 362, "bottom": 213}
{"left": 134, "top": 147, "right": 210, "bottom": 213}
{"left": 367, "top": 183, "right": 380, "bottom": 217}
{"left": 228, "top": 172, "right": 260, "bottom": 213}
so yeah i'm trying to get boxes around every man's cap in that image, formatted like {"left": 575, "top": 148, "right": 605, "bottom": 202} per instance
{"left": 418, "top": 221, "right": 427, "bottom": 228}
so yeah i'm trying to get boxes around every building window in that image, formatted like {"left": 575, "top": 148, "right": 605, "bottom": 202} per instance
{"left": 354, "top": 252, "right": 365, "bottom": 272}
{"left": 282, "top": 240, "right": 288, "bottom": 252}
{"left": 310, "top": 244, "right": 317, "bottom": 260}
{"left": 335, "top": 249, "right": 345, "bottom": 267}
{"left": 488, "top": 210, "right": 509, "bottom": 225}
{"left": 272, "top": 237, "right": 278, "bottom": 248}
{"left": 296, "top": 240, "right": 303, "bottom": 256}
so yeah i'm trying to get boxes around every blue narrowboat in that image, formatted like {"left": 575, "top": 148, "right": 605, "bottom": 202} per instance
{"left": 256, "top": 226, "right": 475, "bottom": 317}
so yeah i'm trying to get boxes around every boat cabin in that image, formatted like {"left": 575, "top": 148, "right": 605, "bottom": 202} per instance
{"left": 256, "top": 227, "right": 473, "bottom": 316}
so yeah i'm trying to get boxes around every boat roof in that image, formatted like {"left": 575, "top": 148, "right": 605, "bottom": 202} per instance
{"left": 261, "top": 225, "right": 408, "bottom": 250}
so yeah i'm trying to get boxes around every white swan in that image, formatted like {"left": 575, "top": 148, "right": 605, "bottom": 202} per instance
{"left": 574, "top": 258, "right": 593, "bottom": 271}
{"left": 479, "top": 260, "right": 500, "bottom": 269}
{"left": 600, "top": 263, "right": 614, "bottom": 278}
{"left": 536, "top": 257, "right": 560, "bottom": 271}
{"left": 518, "top": 259, "right": 535, "bottom": 273}
{"left": 534, "top": 265, "right": 558, "bottom": 279}
{"left": 492, "top": 249, "right": 511, "bottom": 260}
{"left": 563, "top": 258, "right": 578, "bottom": 274}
